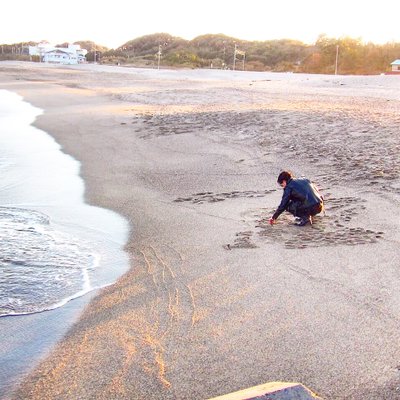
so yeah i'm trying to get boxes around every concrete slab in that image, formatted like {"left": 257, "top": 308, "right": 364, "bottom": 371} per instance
{"left": 208, "top": 382, "right": 323, "bottom": 400}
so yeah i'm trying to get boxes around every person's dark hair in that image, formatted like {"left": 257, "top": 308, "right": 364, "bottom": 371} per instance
{"left": 277, "top": 170, "right": 293, "bottom": 184}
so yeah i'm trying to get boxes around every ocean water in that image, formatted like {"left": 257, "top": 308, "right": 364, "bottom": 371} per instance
{"left": 0, "top": 206, "right": 99, "bottom": 316}
{"left": 0, "top": 89, "right": 129, "bottom": 316}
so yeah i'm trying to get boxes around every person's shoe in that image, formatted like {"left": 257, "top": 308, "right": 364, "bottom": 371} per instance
{"left": 296, "top": 216, "right": 312, "bottom": 226}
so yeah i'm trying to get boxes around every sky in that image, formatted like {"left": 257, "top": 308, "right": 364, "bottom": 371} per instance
{"left": 2, "top": 0, "right": 399, "bottom": 49}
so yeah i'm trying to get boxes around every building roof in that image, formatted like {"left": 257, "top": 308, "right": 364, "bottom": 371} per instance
{"left": 391, "top": 59, "right": 400, "bottom": 65}
{"left": 45, "top": 49, "right": 73, "bottom": 54}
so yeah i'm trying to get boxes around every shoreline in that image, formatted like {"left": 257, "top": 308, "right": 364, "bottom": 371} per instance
{"left": 1, "top": 62, "right": 400, "bottom": 399}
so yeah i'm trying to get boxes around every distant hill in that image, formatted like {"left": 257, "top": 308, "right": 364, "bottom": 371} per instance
{"left": 1, "top": 33, "right": 400, "bottom": 74}
{"left": 109, "top": 33, "right": 309, "bottom": 72}
{"left": 103, "top": 33, "right": 399, "bottom": 74}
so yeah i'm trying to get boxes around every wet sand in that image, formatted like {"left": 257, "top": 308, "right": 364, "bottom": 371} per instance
{"left": 1, "top": 62, "right": 400, "bottom": 399}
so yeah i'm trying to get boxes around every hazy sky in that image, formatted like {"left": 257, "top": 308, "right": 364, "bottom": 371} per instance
{"left": 3, "top": 0, "right": 399, "bottom": 48}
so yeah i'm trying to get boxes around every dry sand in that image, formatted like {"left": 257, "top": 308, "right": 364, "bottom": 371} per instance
{"left": 1, "top": 61, "right": 400, "bottom": 399}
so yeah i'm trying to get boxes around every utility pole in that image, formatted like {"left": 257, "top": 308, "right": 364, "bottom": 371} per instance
{"left": 157, "top": 44, "right": 162, "bottom": 69}
{"left": 334, "top": 45, "right": 339, "bottom": 75}
{"left": 233, "top": 43, "right": 237, "bottom": 70}
{"left": 222, "top": 40, "right": 226, "bottom": 69}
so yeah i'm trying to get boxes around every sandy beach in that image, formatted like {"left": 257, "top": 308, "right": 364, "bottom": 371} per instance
{"left": 1, "top": 61, "right": 400, "bottom": 399}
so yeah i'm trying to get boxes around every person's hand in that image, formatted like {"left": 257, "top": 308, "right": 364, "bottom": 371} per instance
{"left": 269, "top": 217, "right": 276, "bottom": 225}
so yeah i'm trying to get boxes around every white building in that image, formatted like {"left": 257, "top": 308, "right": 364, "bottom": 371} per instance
{"left": 390, "top": 59, "right": 400, "bottom": 72}
{"left": 29, "top": 43, "right": 87, "bottom": 64}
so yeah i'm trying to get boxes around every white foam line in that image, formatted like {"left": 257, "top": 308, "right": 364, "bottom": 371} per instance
{"left": 0, "top": 280, "right": 116, "bottom": 318}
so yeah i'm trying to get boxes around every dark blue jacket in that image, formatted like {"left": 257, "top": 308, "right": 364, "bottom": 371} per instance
{"left": 272, "top": 178, "right": 323, "bottom": 220}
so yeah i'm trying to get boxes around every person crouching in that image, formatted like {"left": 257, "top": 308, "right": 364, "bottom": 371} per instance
{"left": 269, "top": 171, "right": 324, "bottom": 226}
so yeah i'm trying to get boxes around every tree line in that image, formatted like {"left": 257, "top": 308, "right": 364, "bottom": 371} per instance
{"left": 2, "top": 34, "right": 400, "bottom": 75}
